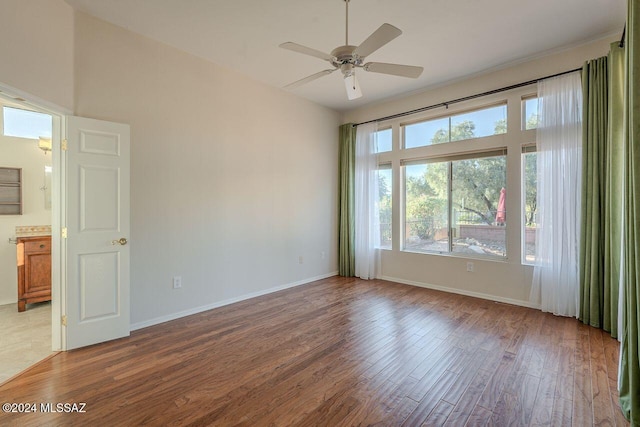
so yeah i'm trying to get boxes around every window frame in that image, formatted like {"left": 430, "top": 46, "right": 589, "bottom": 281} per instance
{"left": 365, "top": 87, "right": 540, "bottom": 265}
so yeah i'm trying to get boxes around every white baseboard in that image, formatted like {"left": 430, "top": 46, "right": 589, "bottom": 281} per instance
{"left": 130, "top": 271, "right": 339, "bottom": 331}
{"left": 379, "top": 275, "right": 541, "bottom": 310}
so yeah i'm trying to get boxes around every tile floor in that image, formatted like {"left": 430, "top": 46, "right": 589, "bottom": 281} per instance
{"left": 0, "top": 301, "right": 52, "bottom": 384}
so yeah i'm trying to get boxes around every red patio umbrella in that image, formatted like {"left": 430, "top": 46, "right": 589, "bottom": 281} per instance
{"left": 495, "top": 187, "right": 506, "bottom": 225}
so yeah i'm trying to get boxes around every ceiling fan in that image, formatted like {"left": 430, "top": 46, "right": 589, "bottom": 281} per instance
{"left": 279, "top": 0, "right": 424, "bottom": 100}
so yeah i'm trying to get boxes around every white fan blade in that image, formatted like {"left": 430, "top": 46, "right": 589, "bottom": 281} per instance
{"left": 284, "top": 69, "right": 336, "bottom": 89}
{"left": 343, "top": 73, "right": 362, "bottom": 100}
{"left": 353, "top": 24, "right": 402, "bottom": 58}
{"left": 279, "top": 42, "right": 334, "bottom": 62}
{"left": 364, "top": 62, "right": 423, "bottom": 78}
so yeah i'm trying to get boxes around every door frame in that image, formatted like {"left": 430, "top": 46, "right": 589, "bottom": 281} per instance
{"left": 0, "top": 82, "right": 70, "bottom": 351}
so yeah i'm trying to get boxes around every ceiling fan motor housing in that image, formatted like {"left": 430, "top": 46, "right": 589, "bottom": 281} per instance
{"left": 330, "top": 45, "right": 363, "bottom": 71}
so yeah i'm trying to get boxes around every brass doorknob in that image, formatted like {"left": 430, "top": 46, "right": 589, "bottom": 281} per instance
{"left": 111, "top": 238, "right": 128, "bottom": 246}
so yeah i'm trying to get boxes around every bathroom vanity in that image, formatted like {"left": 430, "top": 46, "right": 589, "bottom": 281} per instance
{"left": 16, "top": 235, "right": 51, "bottom": 312}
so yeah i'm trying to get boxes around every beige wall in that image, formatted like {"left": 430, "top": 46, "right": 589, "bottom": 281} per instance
{"left": 0, "top": 104, "right": 52, "bottom": 305}
{"left": 0, "top": 0, "right": 74, "bottom": 111}
{"left": 342, "top": 36, "right": 615, "bottom": 306}
{"left": 73, "top": 12, "right": 341, "bottom": 327}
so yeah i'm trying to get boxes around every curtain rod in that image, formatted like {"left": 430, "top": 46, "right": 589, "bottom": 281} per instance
{"left": 353, "top": 67, "right": 582, "bottom": 127}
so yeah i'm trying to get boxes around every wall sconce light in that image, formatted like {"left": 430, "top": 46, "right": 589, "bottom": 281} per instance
{"left": 38, "top": 136, "right": 52, "bottom": 153}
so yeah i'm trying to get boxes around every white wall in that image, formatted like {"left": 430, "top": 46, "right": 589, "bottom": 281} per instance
{"left": 0, "top": 0, "right": 74, "bottom": 112}
{"left": 73, "top": 12, "right": 341, "bottom": 326}
{"left": 342, "top": 36, "right": 616, "bottom": 306}
{"left": 0, "top": 104, "right": 52, "bottom": 305}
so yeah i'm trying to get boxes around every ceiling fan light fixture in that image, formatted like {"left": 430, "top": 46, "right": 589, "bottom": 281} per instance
{"left": 343, "top": 72, "right": 362, "bottom": 100}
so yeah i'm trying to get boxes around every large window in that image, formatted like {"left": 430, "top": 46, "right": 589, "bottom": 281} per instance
{"left": 522, "top": 145, "right": 537, "bottom": 264}
{"left": 403, "top": 151, "right": 507, "bottom": 258}
{"left": 2, "top": 106, "right": 52, "bottom": 139}
{"left": 404, "top": 104, "right": 507, "bottom": 149}
{"left": 378, "top": 165, "right": 392, "bottom": 249}
{"left": 374, "top": 94, "right": 538, "bottom": 265}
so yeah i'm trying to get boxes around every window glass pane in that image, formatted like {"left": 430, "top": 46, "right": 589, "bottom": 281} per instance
{"left": 376, "top": 128, "right": 392, "bottom": 153}
{"left": 450, "top": 104, "right": 507, "bottom": 141}
{"left": 451, "top": 155, "right": 506, "bottom": 258}
{"left": 3, "top": 107, "right": 52, "bottom": 139}
{"left": 523, "top": 151, "right": 537, "bottom": 263}
{"left": 523, "top": 98, "right": 538, "bottom": 130}
{"left": 378, "top": 167, "right": 392, "bottom": 249}
{"left": 404, "top": 117, "right": 449, "bottom": 148}
{"left": 403, "top": 104, "right": 507, "bottom": 149}
{"left": 404, "top": 162, "right": 449, "bottom": 252}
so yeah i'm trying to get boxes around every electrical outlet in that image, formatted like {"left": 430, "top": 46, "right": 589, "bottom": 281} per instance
{"left": 298, "top": 256, "right": 304, "bottom": 264}
{"left": 173, "top": 276, "right": 182, "bottom": 289}
{"left": 466, "top": 262, "right": 474, "bottom": 272}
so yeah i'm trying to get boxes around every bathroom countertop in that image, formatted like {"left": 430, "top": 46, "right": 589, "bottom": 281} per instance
{"left": 15, "top": 225, "right": 52, "bottom": 238}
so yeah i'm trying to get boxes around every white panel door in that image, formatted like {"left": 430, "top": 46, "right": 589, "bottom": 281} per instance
{"left": 66, "top": 116, "right": 130, "bottom": 350}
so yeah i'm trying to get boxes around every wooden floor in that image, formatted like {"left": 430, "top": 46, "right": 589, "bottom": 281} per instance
{"left": 0, "top": 277, "right": 628, "bottom": 426}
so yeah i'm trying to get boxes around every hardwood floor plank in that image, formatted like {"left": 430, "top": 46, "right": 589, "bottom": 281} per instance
{"left": 402, "top": 370, "right": 459, "bottom": 427}
{"left": 423, "top": 399, "right": 455, "bottom": 426}
{"left": 573, "top": 324, "right": 594, "bottom": 427}
{"left": 589, "top": 327, "right": 616, "bottom": 427}
{"left": 529, "top": 370, "right": 557, "bottom": 426}
{"left": 513, "top": 373, "right": 540, "bottom": 426}
{"left": 552, "top": 397, "right": 574, "bottom": 427}
{"left": 443, "top": 368, "right": 492, "bottom": 426}
{"left": 464, "top": 404, "right": 492, "bottom": 427}
{"left": 0, "top": 277, "right": 628, "bottom": 427}
{"left": 477, "top": 351, "right": 516, "bottom": 411}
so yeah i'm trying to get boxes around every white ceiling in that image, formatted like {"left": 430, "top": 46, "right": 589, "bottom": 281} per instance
{"left": 64, "top": 0, "right": 625, "bottom": 112}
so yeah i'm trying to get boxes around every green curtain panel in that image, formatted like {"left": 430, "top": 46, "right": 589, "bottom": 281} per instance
{"left": 579, "top": 45, "right": 626, "bottom": 338}
{"left": 619, "top": 0, "right": 640, "bottom": 422}
{"left": 605, "top": 43, "right": 626, "bottom": 338}
{"left": 338, "top": 124, "right": 356, "bottom": 277}
{"left": 580, "top": 55, "right": 609, "bottom": 332}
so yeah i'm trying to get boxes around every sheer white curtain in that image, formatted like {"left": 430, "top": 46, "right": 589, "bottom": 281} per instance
{"left": 530, "top": 72, "right": 583, "bottom": 317}
{"left": 354, "top": 123, "right": 380, "bottom": 280}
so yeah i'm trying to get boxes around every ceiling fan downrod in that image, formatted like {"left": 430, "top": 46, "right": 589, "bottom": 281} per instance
{"left": 345, "top": 0, "right": 350, "bottom": 46}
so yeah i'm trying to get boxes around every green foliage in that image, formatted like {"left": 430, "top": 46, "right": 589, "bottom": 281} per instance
{"left": 378, "top": 172, "right": 392, "bottom": 243}
{"left": 404, "top": 120, "right": 507, "bottom": 241}
{"left": 452, "top": 157, "right": 505, "bottom": 225}
{"left": 450, "top": 120, "right": 477, "bottom": 142}
{"left": 430, "top": 119, "right": 477, "bottom": 144}
{"left": 524, "top": 152, "right": 537, "bottom": 225}
{"left": 526, "top": 113, "right": 538, "bottom": 130}
{"left": 406, "top": 163, "right": 448, "bottom": 239}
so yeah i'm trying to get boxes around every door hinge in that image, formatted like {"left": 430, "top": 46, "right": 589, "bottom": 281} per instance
{"left": 61, "top": 139, "right": 68, "bottom": 151}
{"left": 61, "top": 315, "right": 67, "bottom": 326}
{"left": 61, "top": 227, "right": 68, "bottom": 238}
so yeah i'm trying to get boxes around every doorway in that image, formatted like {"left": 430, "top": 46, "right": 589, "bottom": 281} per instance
{"left": 0, "top": 92, "right": 62, "bottom": 383}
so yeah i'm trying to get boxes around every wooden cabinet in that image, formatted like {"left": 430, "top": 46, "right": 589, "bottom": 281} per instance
{"left": 17, "top": 235, "right": 51, "bottom": 312}
{"left": 0, "top": 167, "right": 22, "bottom": 215}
